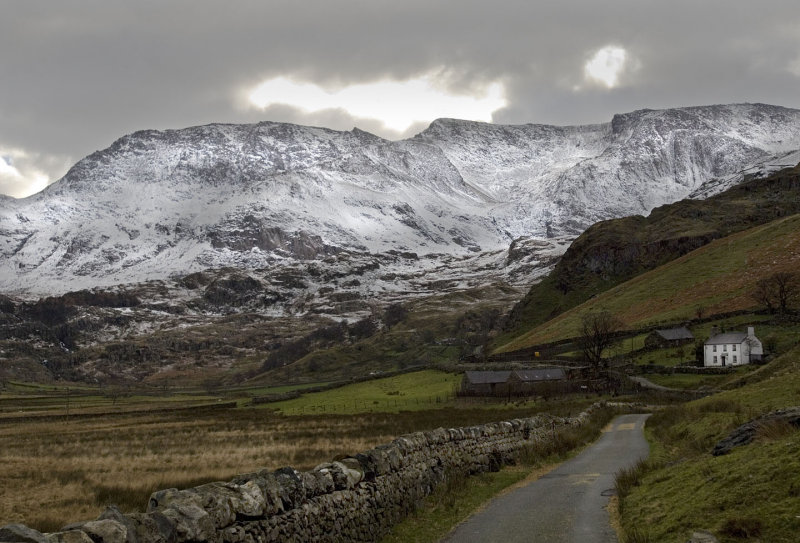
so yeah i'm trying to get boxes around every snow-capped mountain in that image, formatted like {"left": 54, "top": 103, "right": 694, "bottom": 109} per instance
{"left": 1, "top": 103, "right": 799, "bottom": 295}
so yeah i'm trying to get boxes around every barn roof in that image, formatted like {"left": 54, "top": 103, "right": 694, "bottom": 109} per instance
{"left": 464, "top": 371, "right": 512, "bottom": 384}
{"left": 514, "top": 368, "right": 566, "bottom": 382}
{"left": 655, "top": 326, "right": 694, "bottom": 341}
{"left": 705, "top": 332, "right": 748, "bottom": 345}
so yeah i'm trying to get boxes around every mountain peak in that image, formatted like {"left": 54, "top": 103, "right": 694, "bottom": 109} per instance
{"left": 2, "top": 103, "right": 799, "bottom": 294}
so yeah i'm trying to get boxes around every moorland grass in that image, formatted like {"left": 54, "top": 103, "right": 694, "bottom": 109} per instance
{"left": 0, "top": 393, "right": 591, "bottom": 532}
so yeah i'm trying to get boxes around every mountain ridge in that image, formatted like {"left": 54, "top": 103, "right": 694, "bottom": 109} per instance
{"left": 2, "top": 102, "right": 800, "bottom": 296}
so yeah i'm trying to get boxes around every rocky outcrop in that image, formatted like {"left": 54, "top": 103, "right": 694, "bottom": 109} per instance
{"left": 711, "top": 406, "right": 800, "bottom": 456}
{"left": 0, "top": 405, "right": 604, "bottom": 542}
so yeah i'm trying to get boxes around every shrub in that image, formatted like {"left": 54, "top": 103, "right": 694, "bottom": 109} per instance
{"left": 614, "top": 458, "right": 648, "bottom": 515}
{"left": 622, "top": 528, "right": 652, "bottom": 543}
{"left": 719, "top": 517, "right": 762, "bottom": 538}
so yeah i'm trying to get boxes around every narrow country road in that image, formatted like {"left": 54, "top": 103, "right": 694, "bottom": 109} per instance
{"left": 443, "top": 413, "right": 650, "bottom": 543}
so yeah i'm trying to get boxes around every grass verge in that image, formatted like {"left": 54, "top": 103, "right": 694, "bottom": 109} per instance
{"left": 616, "top": 345, "right": 800, "bottom": 542}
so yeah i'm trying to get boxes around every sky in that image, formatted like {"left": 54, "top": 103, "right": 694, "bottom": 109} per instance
{"left": 2, "top": 0, "right": 800, "bottom": 198}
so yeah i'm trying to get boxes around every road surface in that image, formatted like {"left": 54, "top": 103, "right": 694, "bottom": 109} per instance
{"left": 443, "top": 413, "right": 650, "bottom": 543}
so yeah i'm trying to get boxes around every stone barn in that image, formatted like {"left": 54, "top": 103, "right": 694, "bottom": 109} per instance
{"left": 461, "top": 371, "right": 512, "bottom": 396}
{"left": 508, "top": 368, "right": 567, "bottom": 395}
{"left": 644, "top": 326, "right": 694, "bottom": 349}
{"left": 461, "top": 369, "right": 567, "bottom": 397}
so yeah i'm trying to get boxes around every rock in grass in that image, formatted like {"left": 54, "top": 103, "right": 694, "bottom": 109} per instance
{"left": 712, "top": 406, "right": 800, "bottom": 456}
{"left": 687, "top": 529, "right": 719, "bottom": 542}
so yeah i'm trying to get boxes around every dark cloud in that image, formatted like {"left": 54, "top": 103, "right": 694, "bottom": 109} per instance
{"left": 1, "top": 0, "right": 800, "bottom": 195}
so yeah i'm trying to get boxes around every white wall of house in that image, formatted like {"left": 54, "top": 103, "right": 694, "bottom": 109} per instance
{"left": 704, "top": 342, "right": 748, "bottom": 367}
{"left": 703, "top": 327, "right": 762, "bottom": 367}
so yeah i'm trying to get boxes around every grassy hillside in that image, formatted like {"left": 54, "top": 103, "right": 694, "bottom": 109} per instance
{"left": 496, "top": 213, "right": 800, "bottom": 351}
{"left": 499, "top": 164, "right": 800, "bottom": 348}
{"left": 618, "top": 345, "right": 800, "bottom": 542}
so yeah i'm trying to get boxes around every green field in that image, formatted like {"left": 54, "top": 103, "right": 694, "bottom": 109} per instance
{"left": 497, "top": 214, "right": 800, "bottom": 352}
{"left": 641, "top": 372, "right": 736, "bottom": 390}
{"left": 265, "top": 370, "right": 463, "bottom": 415}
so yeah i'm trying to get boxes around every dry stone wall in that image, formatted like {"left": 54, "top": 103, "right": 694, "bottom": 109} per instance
{"left": 1, "top": 404, "right": 603, "bottom": 543}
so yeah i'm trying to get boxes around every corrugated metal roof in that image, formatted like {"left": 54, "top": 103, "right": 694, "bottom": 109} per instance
{"left": 655, "top": 326, "right": 694, "bottom": 341}
{"left": 464, "top": 371, "right": 512, "bottom": 384}
{"left": 706, "top": 332, "right": 747, "bottom": 345}
{"left": 513, "top": 368, "right": 566, "bottom": 381}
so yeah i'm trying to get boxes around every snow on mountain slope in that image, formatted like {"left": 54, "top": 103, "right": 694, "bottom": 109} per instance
{"left": 416, "top": 104, "right": 800, "bottom": 236}
{"left": 1, "top": 103, "right": 799, "bottom": 295}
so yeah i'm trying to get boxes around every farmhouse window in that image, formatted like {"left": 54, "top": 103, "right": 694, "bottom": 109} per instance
{"left": 733, "top": 344, "right": 737, "bottom": 351}
{"left": 714, "top": 356, "right": 718, "bottom": 363}
{"left": 713, "top": 345, "right": 717, "bottom": 352}
{"left": 733, "top": 355, "right": 737, "bottom": 363}
{"left": 723, "top": 345, "right": 727, "bottom": 352}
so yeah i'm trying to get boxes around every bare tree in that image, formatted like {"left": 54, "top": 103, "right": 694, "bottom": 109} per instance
{"left": 773, "top": 272, "right": 798, "bottom": 314}
{"left": 580, "top": 310, "right": 623, "bottom": 375}
{"left": 694, "top": 305, "right": 706, "bottom": 320}
{"left": 752, "top": 272, "right": 798, "bottom": 314}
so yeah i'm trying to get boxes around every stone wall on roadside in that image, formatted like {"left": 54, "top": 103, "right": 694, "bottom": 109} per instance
{"left": 0, "top": 404, "right": 604, "bottom": 543}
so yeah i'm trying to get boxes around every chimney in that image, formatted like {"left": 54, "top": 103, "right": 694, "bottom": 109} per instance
{"left": 710, "top": 325, "right": 720, "bottom": 337}
{"left": 747, "top": 326, "right": 755, "bottom": 337}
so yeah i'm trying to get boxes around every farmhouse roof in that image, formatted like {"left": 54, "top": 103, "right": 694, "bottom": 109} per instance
{"left": 705, "top": 332, "right": 748, "bottom": 345}
{"left": 655, "top": 327, "right": 694, "bottom": 341}
{"left": 464, "top": 371, "right": 512, "bottom": 384}
{"left": 514, "top": 368, "right": 566, "bottom": 382}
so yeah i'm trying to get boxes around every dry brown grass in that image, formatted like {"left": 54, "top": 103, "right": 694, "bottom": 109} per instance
{"left": 0, "top": 408, "right": 396, "bottom": 532}
{"left": 0, "top": 404, "right": 552, "bottom": 532}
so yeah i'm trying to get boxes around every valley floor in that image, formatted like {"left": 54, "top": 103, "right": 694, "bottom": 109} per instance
{"left": 0, "top": 372, "right": 600, "bottom": 533}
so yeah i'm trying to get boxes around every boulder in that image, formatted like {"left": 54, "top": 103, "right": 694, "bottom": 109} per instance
{"left": 159, "top": 504, "right": 215, "bottom": 543}
{"left": 96, "top": 506, "right": 138, "bottom": 543}
{"left": 123, "top": 513, "right": 175, "bottom": 543}
{"left": 712, "top": 407, "right": 800, "bottom": 456}
{"left": 188, "top": 481, "right": 265, "bottom": 526}
{"left": 147, "top": 489, "right": 203, "bottom": 514}
{"left": 687, "top": 530, "right": 719, "bottom": 543}
{"left": 335, "top": 459, "right": 365, "bottom": 487}
{"left": 273, "top": 467, "right": 304, "bottom": 510}
{"left": 0, "top": 525, "right": 49, "bottom": 543}
{"left": 230, "top": 470, "right": 283, "bottom": 516}
{"left": 80, "top": 520, "right": 127, "bottom": 543}
{"left": 45, "top": 531, "right": 93, "bottom": 543}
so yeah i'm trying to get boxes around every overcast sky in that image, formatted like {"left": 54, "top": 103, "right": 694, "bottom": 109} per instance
{"left": 2, "top": 0, "right": 800, "bottom": 197}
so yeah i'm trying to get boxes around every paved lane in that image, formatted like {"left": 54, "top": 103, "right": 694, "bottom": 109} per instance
{"left": 443, "top": 414, "right": 650, "bottom": 543}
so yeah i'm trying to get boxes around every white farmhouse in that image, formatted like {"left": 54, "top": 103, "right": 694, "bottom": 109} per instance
{"left": 704, "top": 326, "right": 763, "bottom": 367}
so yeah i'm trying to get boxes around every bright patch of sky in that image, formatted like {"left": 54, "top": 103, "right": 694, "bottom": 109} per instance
{"left": 0, "top": 150, "right": 50, "bottom": 198}
{"left": 0, "top": 156, "right": 19, "bottom": 177}
{"left": 248, "top": 73, "right": 507, "bottom": 132}
{"left": 584, "top": 46, "right": 628, "bottom": 88}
